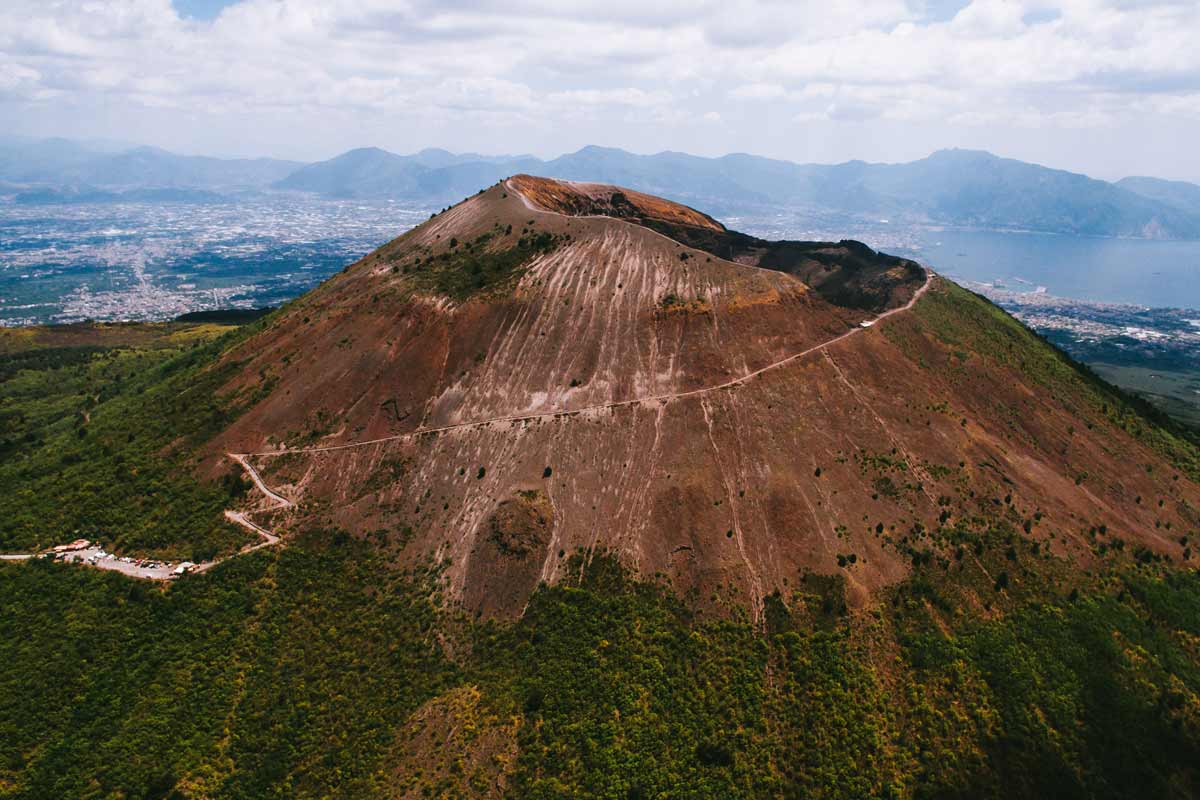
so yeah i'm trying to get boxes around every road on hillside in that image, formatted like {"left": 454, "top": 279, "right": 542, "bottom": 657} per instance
{"left": 235, "top": 173, "right": 934, "bottom": 458}
{"left": 234, "top": 268, "right": 932, "bottom": 459}
{"left": 1, "top": 182, "right": 933, "bottom": 581}
{"left": 220, "top": 268, "right": 931, "bottom": 560}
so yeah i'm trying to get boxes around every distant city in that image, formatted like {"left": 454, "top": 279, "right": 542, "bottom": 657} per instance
{"left": 0, "top": 196, "right": 432, "bottom": 326}
{"left": 0, "top": 196, "right": 919, "bottom": 328}
{"left": 957, "top": 280, "right": 1200, "bottom": 425}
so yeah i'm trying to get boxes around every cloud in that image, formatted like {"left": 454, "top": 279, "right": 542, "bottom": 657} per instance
{"left": 0, "top": 0, "right": 1198, "bottom": 170}
{"left": 545, "top": 88, "right": 671, "bottom": 108}
{"left": 730, "top": 83, "right": 789, "bottom": 100}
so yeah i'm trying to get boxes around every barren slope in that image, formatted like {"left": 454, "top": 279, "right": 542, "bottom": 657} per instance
{"left": 209, "top": 177, "right": 1200, "bottom": 619}
{"left": 210, "top": 180, "right": 869, "bottom": 454}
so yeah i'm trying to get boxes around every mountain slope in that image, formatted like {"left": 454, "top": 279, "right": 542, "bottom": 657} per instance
{"left": 8, "top": 136, "right": 1199, "bottom": 238}
{"left": 0, "top": 138, "right": 300, "bottom": 191}
{"left": 273, "top": 147, "right": 430, "bottom": 197}
{"left": 75, "top": 146, "right": 301, "bottom": 190}
{"left": 4, "top": 177, "right": 1200, "bottom": 798}
{"left": 277, "top": 145, "right": 1200, "bottom": 237}
{"left": 273, "top": 146, "right": 539, "bottom": 199}
{"left": 539, "top": 147, "right": 1200, "bottom": 237}
{"left": 1119, "top": 175, "right": 1200, "bottom": 217}
{"left": 195, "top": 176, "right": 1199, "bottom": 619}
{"left": 862, "top": 149, "right": 1200, "bottom": 237}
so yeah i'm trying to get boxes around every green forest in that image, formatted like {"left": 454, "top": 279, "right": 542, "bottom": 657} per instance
{"left": 0, "top": 322, "right": 269, "bottom": 560}
{"left": 2, "top": 299, "right": 1199, "bottom": 798}
{"left": 3, "top": 534, "right": 1199, "bottom": 798}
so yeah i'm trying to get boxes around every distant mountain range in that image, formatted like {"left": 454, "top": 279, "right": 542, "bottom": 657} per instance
{"left": 273, "top": 147, "right": 542, "bottom": 200}
{"left": 4, "top": 136, "right": 1200, "bottom": 239}
{"left": 0, "top": 137, "right": 300, "bottom": 193}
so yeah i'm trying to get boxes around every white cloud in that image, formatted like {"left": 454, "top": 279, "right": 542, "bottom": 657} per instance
{"left": 0, "top": 0, "right": 1198, "bottom": 174}
{"left": 545, "top": 88, "right": 671, "bottom": 108}
{"left": 730, "top": 83, "right": 789, "bottom": 100}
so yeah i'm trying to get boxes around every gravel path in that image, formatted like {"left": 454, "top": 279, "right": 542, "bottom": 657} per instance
{"left": 2, "top": 181, "right": 933, "bottom": 581}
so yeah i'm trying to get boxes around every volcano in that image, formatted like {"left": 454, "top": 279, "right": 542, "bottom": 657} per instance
{"left": 8, "top": 174, "right": 1200, "bottom": 799}
{"left": 208, "top": 176, "right": 1198, "bottom": 618}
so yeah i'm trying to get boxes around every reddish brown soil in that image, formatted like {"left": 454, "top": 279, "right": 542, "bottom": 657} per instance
{"left": 210, "top": 182, "right": 860, "bottom": 455}
{"left": 463, "top": 489, "right": 555, "bottom": 618}
{"left": 508, "top": 174, "right": 725, "bottom": 231}
{"left": 206, "top": 178, "right": 1200, "bottom": 619}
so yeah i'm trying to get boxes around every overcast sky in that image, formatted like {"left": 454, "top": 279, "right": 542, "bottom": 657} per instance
{"left": 2, "top": 0, "right": 1199, "bottom": 180}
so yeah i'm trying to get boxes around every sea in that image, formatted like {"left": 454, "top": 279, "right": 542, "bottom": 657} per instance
{"left": 915, "top": 229, "right": 1200, "bottom": 311}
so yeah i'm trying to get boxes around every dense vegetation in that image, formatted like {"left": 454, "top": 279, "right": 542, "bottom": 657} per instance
{"left": 0, "top": 322, "right": 271, "bottom": 559}
{"left": 0, "top": 532, "right": 455, "bottom": 798}
{"left": 2, "top": 278, "right": 1199, "bottom": 798}
{"left": 3, "top": 538, "right": 1199, "bottom": 799}
{"left": 394, "top": 227, "right": 565, "bottom": 301}
{"left": 173, "top": 308, "right": 274, "bottom": 325}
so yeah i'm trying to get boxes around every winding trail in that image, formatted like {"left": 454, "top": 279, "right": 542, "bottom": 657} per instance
{"left": 231, "top": 270, "right": 931, "bottom": 461}
{"left": 205, "top": 457, "right": 292, "bottom": 569}
{"left": 229, "top": 453, "right": 294, "bottom": 508}
{"left": 221, "top": 267, "right": 930, "bottom": 553}
{"left": 2, "top": 180, "right": 932, "bottom": 581}
{"left": 0, "top": 462, "right": 289, "bottom": 582}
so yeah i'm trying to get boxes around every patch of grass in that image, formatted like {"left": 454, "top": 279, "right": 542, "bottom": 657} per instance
{"left": 0, "top": 321, "right": 269, "bottom": 558}
{"left": 404, "top": 231, "right": 564, "bottom": 301}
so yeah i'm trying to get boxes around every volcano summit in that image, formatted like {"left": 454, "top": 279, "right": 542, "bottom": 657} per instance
{"left": 203, "top": 176, "right": 1197, "bottom": 618}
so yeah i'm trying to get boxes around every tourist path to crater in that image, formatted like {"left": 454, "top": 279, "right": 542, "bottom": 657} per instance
{"left": 2, "top": 183, "right": 932, "bottom": 580}
{"left": 225, "top": 267, "right": 931, "bottom": 523}
{"left": 233, "top": 272, "right": 932, "bottom": 458}
{"left": 227, "top": 180, "right": 932, "bottom": 555}
{"left": 230, "top": 200, "right": 933, "bottom": 461}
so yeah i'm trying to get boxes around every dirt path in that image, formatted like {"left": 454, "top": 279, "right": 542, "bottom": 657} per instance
{"left": 221, "top": 182, "right": 933, "bottom": 558}
{"left": 229, "top": 453, "right": 294, "bottom": 508}
{"left": 231, "top": 178, "right": 931, "bottom": 459}
{"left": 2, "top": 182, "right": 932, "bottom": 581}
{"left": 223, "top": 510, "right": 280, "bottom": 543}
{"left": 231, "top": 268, "right": 931, "bottom": 460}
{"left": 0, "top": 467, "right": 288, "bottom": 581}
{"left": 219, "top": 268, "right": 930, "bottom": 560}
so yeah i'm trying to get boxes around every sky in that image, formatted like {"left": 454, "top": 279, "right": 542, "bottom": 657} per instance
{"left": 2, "top": 0, "right": 1199, "bottom": 181}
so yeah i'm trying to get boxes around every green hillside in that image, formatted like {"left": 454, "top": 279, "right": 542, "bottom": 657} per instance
{"left": 3, "top": 532, "right": 1200, "bottom": 798}
{"left": 1, "top": 283, "right": 1199, "bottom": 798}
{"left": 0, "top": 322, "right": 268, "bottom": 560}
